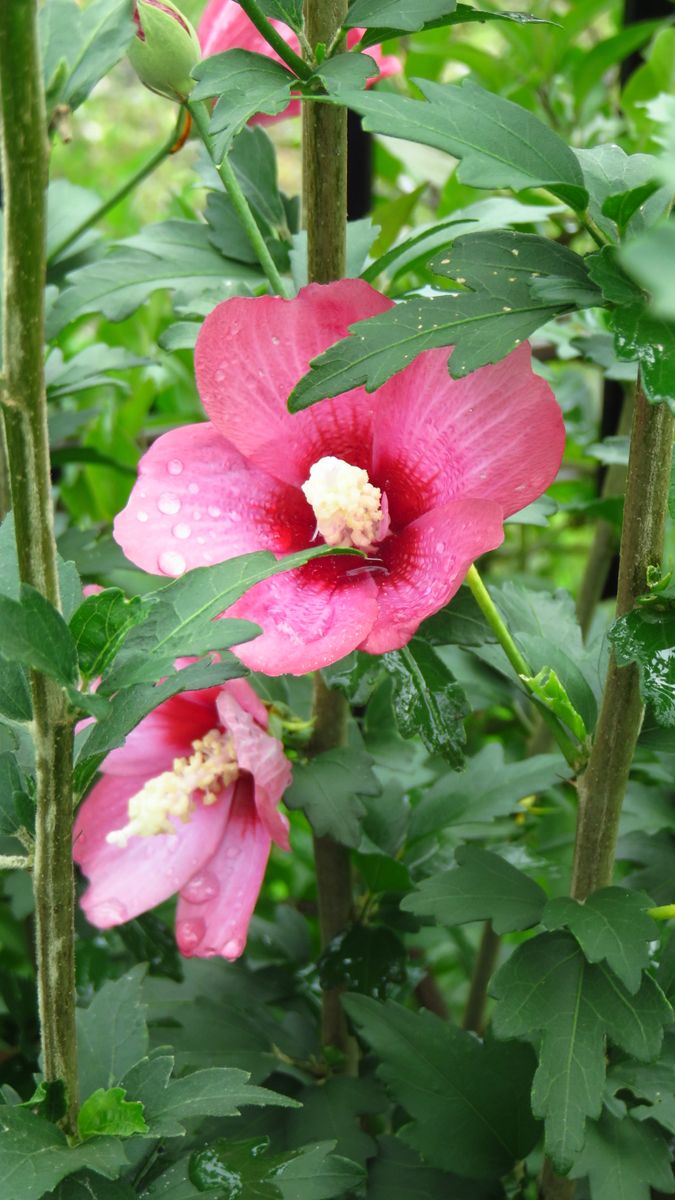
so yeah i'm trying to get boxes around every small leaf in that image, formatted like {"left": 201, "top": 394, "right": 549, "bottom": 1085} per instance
{"left": 345, "top": 0, "right": 458, "bottom": 32}
{"left": 192, "top": 51, "right": 295, "bottom": 158}
{"left": 382, "top": 638, "right": 468, "bottom": 768}
{"left": 318, "top": 924, "right": 407, "bottom": 999}
{"left": 69, "top": 589, "right": 152, "bottom": 681}
{"left": 308, "top": 52, "right": 379, "bottom": 95}
{"left": 520, "top": 665, "right": 588, "bottom": 742}
{"left": 0, "top": 586, "right": 78, "bottom": 686}
{"left": 284, "top": 745, "right": 380, "bottom": 847}
{"left": 77, "top": 1088, "right": 148, "bottom": 1140}
{"left": 568, "top": 1107, "right": 675, "bottom": 1200}
{"left": 76, "top": 967, "right": 149, "bottom": 1100}
{"left": 541, "top": 887, "right": 657, "bottom": 993}
{"left": 402, "top": 845, "right": 547, "bottom": 933}
{"left": 601, "top": 179, "right": 661, "bottom": 231}
{"left": 609, "top": 603, "right": 675, "bottom": 726}
{"left": 610, "top": 304, "right": 675, "bottom": 412}
{"left": 586, "top": 246, "right": 644, "bottom": 307}
{"left": 255, "top": 0, "right": 304, "bottom": 30}
{"left": 358, "top": 4, "right": 552, "bottom": 48}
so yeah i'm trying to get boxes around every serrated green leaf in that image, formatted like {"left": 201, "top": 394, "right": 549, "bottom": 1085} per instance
{"left": 541, "top": 888, "right": 657, "bottom": 993}
{"left": 568, "top": 1107, "right": 675, "bottom": 1200}
{"left": 608, "top": 1034, "right": 675, "bottom": 1134}
{"left": 421, "top": 586, "right": 495, "bottom": 648}
{"left": 326, "top": 77, "right": 587, "bottom": 208}
{"left": 102, "top": 545, "right": 355, "bottom": 691}
{"left": 0, "top": 586, "right": 78, "bottom": 686}
{"left": 345, "top": 0, "right": 457, "bottom": 32}
{"left": 289, "top": 230, "right": 596, "bottom": 407}
{"left": 39, "top": 0, "right": 135, "bottom": 113}
{"left": 402, "top": 844, "right": 546, "bottom": 933}
{"left": 382, "top": 639, "right": 467, "bottom": 767}
{"left": 45, "top": 345, "right": 146, "bottom": 399}
{"left": 0, "top": 656, "right": 32, "bottom": 721}
{"left": 586, "top": 246, "right": 645, "bottom": 307}
{"left": 284, "top": 745, "right": 380, "bottom": 847}
{"left": 284, "top": 1077, "right": 386, "bottom": 1166}
{"left": 77, "top": 1087, "right": 148, "bottom": 1141}
{"left": 46, "top": 221, "right": 262, "bottom": 336}
{"left": 47, "top": 1172, "right": 137, "bottom": 1199}
{"left": 256, "top": 0, "right": 304, "bottom": 29}
{"left": 308, "top": 52, "right": 379, "bottom": 95}
{"left": 358, "top": 5, "right": 551, "bottom": 48}
{"left": 193, "top": 52, "right": 295, "bottom": 158}
{"left": 610, "top": 303, "right": 675, "bottom": 412}
{"left": 345, "top": 996, "right": 540, "bottom": 1178}
{"left": 69, "top": 589, "right": 152, "bottom": 681}
{"left": 492, "top": 931, "right": 673, "bottom": 1171}
{"left": 272, "top": 1141, "right": 365, "bottom": 1200}
{"left": 601, "top": 180, "right": 661, "bottom": 232}
{"left": 319, "top": 924, "right": 407, "bottom": 999}
{"left": 575, "top": 145, "right": 665, "bottom": 240}
{"left": 367, "top": 1137, "right": 502, "bottom": 1200}
{"left": 609, "top": 603, "right": 675, "bottom": 726}
{"left": 0, "top": 1108, "right": 127, "bottom": 1200}
{"left": 76, "top": 967, "right": 149, "bottom": 1100}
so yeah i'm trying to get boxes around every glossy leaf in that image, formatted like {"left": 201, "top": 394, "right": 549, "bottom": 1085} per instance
{"left": 609, "top": 604, "right": 675, "bottom": 726}
{"left": 290, "top": 230, "right": 596, "bottom": 407}
{"left": 402, "top": 845, "right": 547, "bottom": 933}
{"left": 77, "top": 1088, "right": 148, "bottom": 1141}
{"left": 610, "top": 304, "right": 675, "bottom": 411}
{"left": 541, "top": 887, "right": 658, "bottom": 993}
{"left": 284, "top": 745, "right": 380, "bottom": 847}
{"left": 345, "top": 995, "right": 540, "bottom": 1179}
{"left": 382, "top": 639, "right": 468, "bottom": 767}
{"left": 492, "top": 931, "right": 672, "bottom": 1171}
{"left": 319, "top": 924, "right": 407, "bottom": 999}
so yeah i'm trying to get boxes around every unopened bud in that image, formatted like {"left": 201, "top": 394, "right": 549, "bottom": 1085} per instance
{"left": 129, "top": 0, "right": 200, "bottom": 103}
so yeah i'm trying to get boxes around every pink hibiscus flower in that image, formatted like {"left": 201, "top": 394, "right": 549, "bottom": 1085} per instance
{"left": 114, "top": 280, "right": 565, "bottom": 676}
{"left": 73, "top": 678, "right": 291, "bottom": 959}
{"left": 198, "top": 0, "right": 401, "bottom": 122}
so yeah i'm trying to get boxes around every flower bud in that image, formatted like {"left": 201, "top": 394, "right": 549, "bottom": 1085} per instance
{"left": 129, "top": 0, "right": 201, "bottom": 103}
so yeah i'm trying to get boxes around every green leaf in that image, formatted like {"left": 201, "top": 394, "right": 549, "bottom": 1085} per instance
{"left": 575, "top": 145, "right": 665, "bottom": 240}
{"left": 586, "top": 246, "right": 645, "bottom": 307}
{"left": 568, "top": 1107, "right": 675, "bottom": 1200}
{"left": 541, "top": 887, "right": 658, "bottom": 993}
{"left": 284, "top": 1077, "right": 386, "bottom": 1166}
{"left": 318, "top": 924, "right": 407, "bottom": 999}
{"left": 421, "top": 586, "right": 495, "bottom": 648}
{"left": 289, "top": 230, "right": 596, "bottom": 407}
{"left": 76, "top": 967, "right": 149, "bottom": 1100}
{"left": 601, "top": 180, "right": 661, "bottom": 233}
{"left": 328, "top": 77, "right": 588, "bottom": 208}
{"left": 77, "top": 1087, "right": 148, "bottom": 1140}
{"left": 47, "top": 1173, "right": 137, "bottom": 1200}
{"left": 272, "top": 1141, "right": 365, "bottom": 1200}
{"left": 46, "top": 221, "right": 262, "bottom": 336}
{"left": 345, "top": 996, "right": 540, "bottom": 1178}
{"left": 122, "top": 1056, "right": 297, "bottom": 1139}
{"left": 102, "top": 545, "right": 354, "bottom": 691}
{"left": 189, "top": 1136, "right": 363, "bottom": 1200}
{"left": 45, "top": 345, "right": 146, "bottom": 399}
{"left": 382, "top": 639, "right": 468, "bottom": 767}
{"left": 408, "top": 743, "right": 573, "bottom": 842}
{"left": 308, "top": 53, "right": 379, "bottom": 95}
{"left": 0, "top": 1108, "right": 127, "bottom": 1200}
{"left": 402, "top": 844, "right": 547, "bottom": 933}
{"left": 610, "top": 303, "right": 675, "bottom": 411}
{"left": 609, "top": 603, "right": 675, "bottom": 726}
{"left": 227, "top": 126, "right": 287, "bottom": 231}
{"left": 0, "top": 586, "right": 78, "bottom": 686}
{"left": 520, "top": 665, "right": 588, "bottom": 742}
{"left": 345, "top": 0, "right": 457, "bottom": 32}
{"left": 367, "top": 1137, "right": 502, "bottom": 1200}
{"left": 256, "top": 0, "right": 304, "bottom": 30}
{"left": 193, "top": 52, "right": 295, "bottom": 158}
{"left": 284, "top": 745, "right": 380, "bottom": 847}
{"left": 608, "top": 1034, "right": 675, "bottom": 1134}
{"left": 39, "top": 0, "right": 135, "bottom": 113}
{"left": 492, "top": 930, "right": 673, "bottom": 1171}
{"left": 620, "top": 221, "right": 675, "bottom": 321}
{"left": 0, "top": 753, "right": 30, "bottom": 837}
{"left": 358, "top": 4, "right": 551, "bottom": 47}
{"left": 69, "top": 589, "right": 152, "bottom": 681}
{"left": 0, "top": 656, "right": 32, "bottom": 722}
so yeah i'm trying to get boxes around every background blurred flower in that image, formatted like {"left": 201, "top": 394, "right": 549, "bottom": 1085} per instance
{"left": 73, "top": 678, "right": 291, "bottom": 960}
{"left": 114, "top": 280, "right": 565, "bottom": 676}
{"left": 198, "top": 0, "right": 401, "bottom": 121}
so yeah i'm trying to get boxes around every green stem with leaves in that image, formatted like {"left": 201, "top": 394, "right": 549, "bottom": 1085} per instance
{"left": 302, "top": 0, "right": 355, "bottom": 1067}
{"left": 0, "top": 0, "right": 78, "bottom": 1132}
{"left": 189, "top": 100, "right": 290, "bottom": 298}
{"left": 235, "top": 0, "right": 314, "bottom": 79}
{"left": 47, "top": 107, "right": 190, "bottom": 264}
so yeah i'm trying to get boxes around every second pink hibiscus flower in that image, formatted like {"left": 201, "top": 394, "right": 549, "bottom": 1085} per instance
{"left": 114, "top": 280, "right": 565, "bottom": 675}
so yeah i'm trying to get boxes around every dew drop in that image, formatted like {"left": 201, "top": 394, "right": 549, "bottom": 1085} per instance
{"left": 158, "top": 549, "right": 186, "bottom": 576}
{"left": 435, "top": 541, "right": 446, "bottom": 553}
{"left": 208, "top": 505, "right": 221, "bottom": 518}
{"left": 188, "top": 482, "right": 199, "bottom": 495}
{"left": 167, "top": 459, "right": 183, "bottom": 475}
{"left": 177, "top": 918, "right": 205, "bottom": 952}
{"left": 89, "top": 899, "right": 128, "bottom": 927}
{"left": 136, "top": 510, "right": 149, "bottom": 523}
{"left": 223, "top": 937, "right": 244, "bottom": 959}
{"left": 271, "top": 335, "right": 280, "bottom": 345}
{"left": 181, "top": 871, "right": 220, "bottom": 904}
{"left": 173, "top": 522, "right": 192, "bottom": 540}
{"left": 157, "top": 492, "right": 181, "bottom": 516}
{"left": 215, "top": 369, "right": 226, "bottom": 382}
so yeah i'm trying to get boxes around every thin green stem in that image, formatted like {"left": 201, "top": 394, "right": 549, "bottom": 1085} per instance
{"left": 189, "top": 100, "right": 290, "bottom": 298}
{"left": 464, "top": 565, "right": 583, "bottom": 770}
{"left": 0, "top": 0, "right": 78, "bottom": 1132}
{"left": 48, "top": 108, "right": 189, "bottom": 264}
{"left": 578, "top": 213, "right": 611, "bottom": 248}
{"left": 235, "top": 0, "right": 314, "bottom": 79}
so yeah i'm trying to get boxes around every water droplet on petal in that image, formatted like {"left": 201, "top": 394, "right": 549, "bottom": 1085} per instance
{"left": 88, "top": 899, "right": 128, "bottom": 927}
{"left": 223, "top": 937, "right": 244, "bottom": 959}
{"left": 435, "top": 541, "right": 445, "bottom": 553}
{"left": 158, "top": 493, "right": 181, "bottom": 515}
{"left": 208, "top": 505, "right": 221, "bottom": 518}
{"left": 181, "top": 871, "right": 219, "bottom": 904}
{"left": 177, "top": 918, "right": 205, "bottom": 952}
{"left": 173, "top": 522, "right": 191, "bottom": 540}
{"left": 188, "top": 482, "right": 199, "bottom": 495}
{"left": 167, "top": 459, "right": 183, "bottom": 475}
{"left": 158, "top": 550, "right": 186, "bottom": 576}
{"left": 271, "top": 335, "right": 280, "bottom": 345}
{"left": 215, "top": 369, "right": 225, "bottom": 383}
{"left": 136, "top": 510, "right": 149, "bottom": 523}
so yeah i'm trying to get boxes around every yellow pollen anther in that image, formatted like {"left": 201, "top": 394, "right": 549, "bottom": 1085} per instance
{"left": 106, "top": 728, "right": 238, "bottom": 847}
{"left": 301, "top": 455, "right": 384, "bottom": 550}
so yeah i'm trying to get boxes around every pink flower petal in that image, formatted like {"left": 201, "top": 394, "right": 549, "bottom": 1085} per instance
{"left": 217, "top": 690, "right": 291, "bottom": 848}
{"left": 361, "top": 498, "right": 505, "bottom": 654}
{"left": 373, "top": 343, "right": 565, "bottom": 527}
{"left": 114, "top": 423, "right": 312, "bottom": 578}
{"left": 227, "top": 555, "right": 379, "bottom": 675}
{"left": 194, "top": 282, "right": 393, "bottom": 487}
{"left": 74, "top": 774, "right": 234, "bottom": 927}
{"left": 175, "top": 778, "right": 271, "bottom": 959}
{"left": 223, "top": 677, "right": 269, "bottom": 727}
{"left": 102, "top": 687, "right": 221, "bottom": 777}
